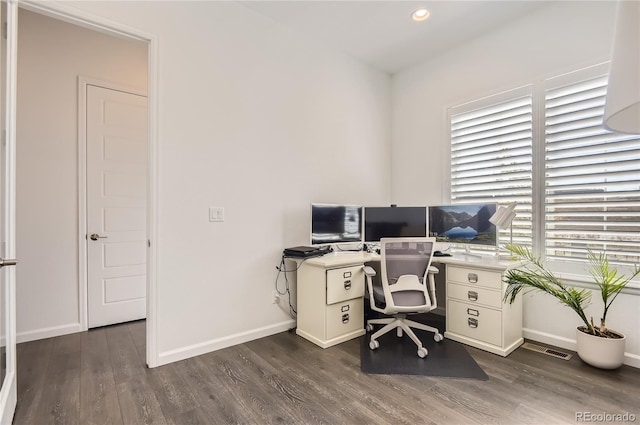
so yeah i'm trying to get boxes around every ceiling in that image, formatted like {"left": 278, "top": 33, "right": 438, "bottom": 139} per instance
{"left": 238, "top": 1, "right": 552, "bottom": 74}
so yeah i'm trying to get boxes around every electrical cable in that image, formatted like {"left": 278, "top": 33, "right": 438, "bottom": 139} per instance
{"left": 334, "top": 243, "right": 364, "bottom": 252}
{"left": 275, "top": 254, "right": 302, "bottom": 319}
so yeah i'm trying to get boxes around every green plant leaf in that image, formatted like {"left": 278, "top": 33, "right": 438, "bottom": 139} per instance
{"left": 504, "top": 245, "right": 593, "bottom": 333}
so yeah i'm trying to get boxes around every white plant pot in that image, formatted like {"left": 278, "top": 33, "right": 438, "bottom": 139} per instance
{"left": 576, "top": 327, "right": 626, "bottom": 369}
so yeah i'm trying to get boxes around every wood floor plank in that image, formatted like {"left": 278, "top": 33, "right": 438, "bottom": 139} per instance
{"left": 104, "top": 323, "right": 146, "bottom": 385}
{"left": 169, "top": 358, "right": 248, "bottom": 424}
{"left": 233, "top": 343, "right": 350, "bottom": 424}
{"left": 509, "top": 402, "right": 573, "bottom": 424}
{"left": 267, "top": 335, "right": 451, "bottom": 425}
{"left": 31, "top": 351, "right": 81, "bottom": 425}
{"left": 472, "top": 344, "right": 639, "bottom": 422}
{"left": 126, "top": 320, "right": 146, "bottom": 348}
{"left": 249, "top": 333, "right": 440, "bottom": 425}
{"left": 334, "top": 358, "right": 479, "bottom": 424}
{"left": 51, "top": 332, "right": 82, "bottom": 355}
{"left": 163, "top": 407, "right": 213, "bottom": 425}
{"left": 127, "top": 320, "right": 147, "bottom": 364}
{"left": 79, "top": 328, "right": 124, "bottom": 425}
{"left": 145, "top": 362, "right": 200, "bottom": 418}
{"left": 13, "top": 321, "right": 640, "bottom": 425}
{"left": 13, "top": 338, "right": 54, "bottom": 425}
{"left": 115, "top": 374, "right": 168, "bottom": 425}
{"left": 196, "top": 349, "right": 323, "bottom": 424}
{"left": 244, "top": 335, "right": 367, "bottom": 422}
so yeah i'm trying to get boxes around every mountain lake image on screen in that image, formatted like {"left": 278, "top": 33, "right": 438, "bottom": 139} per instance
{"left": 428, "top": 204, "right": 497, "bottom": 247}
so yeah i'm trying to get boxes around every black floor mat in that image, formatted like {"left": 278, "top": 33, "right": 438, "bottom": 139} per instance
{"left": 360, "top": 314, "right": 489, "bottom": 380}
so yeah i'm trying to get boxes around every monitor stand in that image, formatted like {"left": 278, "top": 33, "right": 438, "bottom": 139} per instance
{"left": 462, "top": 245, "right": 483, "bottom": 259}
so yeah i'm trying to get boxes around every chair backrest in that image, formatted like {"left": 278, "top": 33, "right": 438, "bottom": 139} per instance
{"left": 381, "top": 238, "right": 435, "bottom": 285}
{"left": 379, "top": 237, "right": 436, "bottom": 312}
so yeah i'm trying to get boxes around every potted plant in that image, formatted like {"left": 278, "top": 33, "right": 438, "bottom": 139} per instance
{"left": 503, "top": 245, "right": 639, "bottom": 369}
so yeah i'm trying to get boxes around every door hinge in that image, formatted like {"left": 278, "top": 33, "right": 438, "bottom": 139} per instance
{"left": 147, "top": 240, "right": 151, "bottom": 248}
{"left": 2, "top": 22, "right": 7, "bottom": 40}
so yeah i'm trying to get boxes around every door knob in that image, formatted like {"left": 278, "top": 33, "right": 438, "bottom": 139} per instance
{"left": 90, "top": 233, "right": 108, "bottom": 241}
{"left": 0, "top": 258, "right": 17, "bottom": 267}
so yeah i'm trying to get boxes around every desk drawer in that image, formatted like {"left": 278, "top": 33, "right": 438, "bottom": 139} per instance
{"left": 447, "top": 299, "right": 502, "bottom": 346}
{"left": 326, "top": 298, "right": 363, "bottom": 340}
{"left": 327, "top": 266, "right": 364, "bottom": 304}
{"left": 448, "top": 266, "right": 502, "bottom": 290}
{"left": 447, "top": 282, "right": 502, "bottom": 308}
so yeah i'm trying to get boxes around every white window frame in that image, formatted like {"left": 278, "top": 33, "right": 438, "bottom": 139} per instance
{"left": 446, "top": 62, "right": 640, "bottom": 270}
{"left": 541, "top": 63, "right": 640, "bottom": 266}
{"left": 446, "top": 85, "right": 534, "bottom": 252}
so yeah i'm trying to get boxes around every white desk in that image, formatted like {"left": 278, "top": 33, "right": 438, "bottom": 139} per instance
{"left": 433, "top": 254, "right": 525, "bottom": 356}
{"left": 293, "top": 251, "right": 524, "bottom": 356}
{"left": 294, "top": 253, "right": 371, "bottom": 348}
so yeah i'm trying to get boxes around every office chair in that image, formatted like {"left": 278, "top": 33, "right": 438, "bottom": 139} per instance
{"left": 364, "top": 237, "right": 443, "bottom": 358}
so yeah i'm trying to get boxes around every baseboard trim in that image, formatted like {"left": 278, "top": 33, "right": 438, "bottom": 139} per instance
{"left": 523, "top": 328, "right": 640, "bottom": 369}
{"left": 20, "top": 322, "right": 638, "bottom": 369}
{"left": 522, "top": 328, "right": 576, "bottom": 351}
{"left": 156, "top": 319, "right": 296, "bottom": 367}
{"left": 17, "top": 322, "right": 82, "bottom": 344}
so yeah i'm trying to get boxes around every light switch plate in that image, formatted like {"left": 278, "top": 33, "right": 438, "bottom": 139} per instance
{"left": 209, "top": 207, "right": 224, "bottom": 222}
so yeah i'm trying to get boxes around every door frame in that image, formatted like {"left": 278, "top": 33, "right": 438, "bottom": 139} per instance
{"left": 20, "top": 1, "right": 160, "bottom": 367}
{"left": 78, "top": 77, "right": 147, "bottom": 331}
{"left": 0, "top": 1, "right": 18, "bottom": 422}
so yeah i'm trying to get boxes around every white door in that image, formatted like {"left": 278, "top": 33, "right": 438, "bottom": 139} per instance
{"left": 86, "top": 85, "right": 147, "bottom": 328}
{"left": 0, "top": 1, "right": 17, "bottom": 423}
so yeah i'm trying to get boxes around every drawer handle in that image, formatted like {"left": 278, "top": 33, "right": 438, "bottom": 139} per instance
{"left": 341, "top": 305, "right": 350, "bottom": 312}
{"left": 467, "top": 291, "right": 478, "bottom": 301}
{"left": 467, "top": 273, "right": 478, "bottom": 284}
{"left": 342, "top": 313, "right": 350, "bottom": 324}
{"left": 344, "top": 280, "right": 352, "bottom": 290}
{"left": 468, "top": 318, "right": 478, "bottom": 328}
{"left": 467, "top": 308, "right": 479, "bottom": 317}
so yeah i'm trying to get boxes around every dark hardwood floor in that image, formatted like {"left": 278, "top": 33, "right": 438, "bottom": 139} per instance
{"left": 13, "top": 320, "right": 640, "bottom": 425}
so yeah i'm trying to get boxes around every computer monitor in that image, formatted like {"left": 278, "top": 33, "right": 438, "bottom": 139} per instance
{"left": 310, "top": 203, "right": 363, "bottom": 246}
{"left": 364, "top": 206, "right": 427, "bottom": 242}
{"left": 428, "top": 203, "right": 497, "bottom": 247}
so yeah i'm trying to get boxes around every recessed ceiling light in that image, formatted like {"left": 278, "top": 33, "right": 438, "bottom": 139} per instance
{"left": 412, "top": 8, "right": 430, "bottom": 22}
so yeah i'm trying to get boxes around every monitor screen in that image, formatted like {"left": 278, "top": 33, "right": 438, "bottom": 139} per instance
{"left": 428, "top": 204, "right": 497, "bottom": 246}
{"left": 310, "top": 204, "right": 363, "bottom": 246}
{"left": 364, "top": 206, "right": 427, "bottom": 242}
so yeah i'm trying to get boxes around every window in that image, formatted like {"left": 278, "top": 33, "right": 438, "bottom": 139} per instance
{"left": 448, "top": 63, "right": 640, "bottom": 265}
{"left": 449, "top": 87, "right": 533, "bottom": 249}
{"left": 544, "top": 70, "right": 640, "bottom": 264}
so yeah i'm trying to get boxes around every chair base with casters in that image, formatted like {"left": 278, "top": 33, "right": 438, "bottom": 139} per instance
{"left": 366, "top": 314, "right": 444, "bottom": 358}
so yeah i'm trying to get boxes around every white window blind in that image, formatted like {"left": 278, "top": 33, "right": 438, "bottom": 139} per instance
{"left": 450, "top": 91, "right": 533, "bottom": 248}
{"left": 544, "top": 74, "right": 640, "bottom": 264}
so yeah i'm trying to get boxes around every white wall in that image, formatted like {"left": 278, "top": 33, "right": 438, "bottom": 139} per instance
{"left": 30, "top": 0, "right": 636, "bottom": 369}
{"left": 16, "top": 9, "right": 148, "bottom": 340}
{"left": 34, "top": 1, "right": 391, "bottom": 364}
{"left": 391, "top": 1, "right": 640, "bottom": 366}
{"left": 391, "top": 1, "right": 618, "bottom": 205}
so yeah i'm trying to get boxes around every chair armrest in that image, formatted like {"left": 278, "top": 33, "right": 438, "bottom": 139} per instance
{"left": 428, "top": 265, "right": 439, "bottom": 274}
{"left": 427, "top": 272, "right": 438, "bottom": 309}
{"left": 363, "top": 266, "right": 385, "bottom": 314}
{"left": 363, "top": 266, "right": 377, "bottom": 277}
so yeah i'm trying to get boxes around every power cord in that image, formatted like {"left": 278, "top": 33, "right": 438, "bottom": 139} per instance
{"left": 333, "top": 243, "right": 364, "bottom": 252}
{"left": 275, "top": 254, "right": 300, "bottom": 319}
